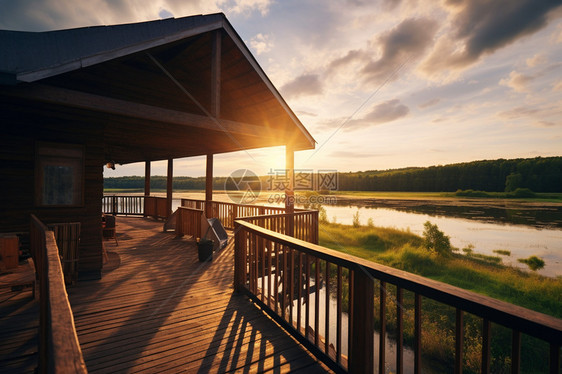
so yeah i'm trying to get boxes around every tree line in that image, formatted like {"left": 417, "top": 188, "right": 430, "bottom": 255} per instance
{"left": 338, "top": 157, "right": 562, "bottom": 192}
{"left": 104, "top": 156, "right": 562, "bottom": 193}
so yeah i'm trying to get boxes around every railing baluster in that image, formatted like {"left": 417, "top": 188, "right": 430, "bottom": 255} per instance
{"left": 455, "top": 308, "right": 464, "bottom": 374}
{"left": 274, "top": 241, "right": 279, "bottom": 315}
{"left": 305, "top": 254, "right": 310, "bottom": 342}
{"left": 348, "top": 269, "right": 354, "bottom": 368}
{"left": 396, "top": 286, "right": 403, "bottom": 374}
{"left": 261, "top": 235, "right": 265, "bottom": 304}
{"left": 268, "top": 239, "right": 273, "bottom": 309}
{"left": 315, "top": 256, "right": 320, "bottom": 346}
{"left": 380, "top": 281, "right": 386, "bottom": 374}
{"left": 282, "top": 244, "right": 288, "bottom": 320}
{"left": 297, "top": 252, "right": 302, "bottom": 335}
{"left": 550, "top": 344, "right": 560, "bottom": 374}
{"left": 512, "top": 330, "right": 521, "bottom": 374}
{"left": 289, "top": 247, "right": 295, "bottom": 327}
{"left": 482, "top": 319, "right": 491, "bottom": 374}
{"left": 325, "top": 261, "right": 330, "bottom": 355}
{"left": 415, "top": 294, "right": 422, "bottom": 374}
{"left": 336, "top": 265, "right": 342, "bottom": 365}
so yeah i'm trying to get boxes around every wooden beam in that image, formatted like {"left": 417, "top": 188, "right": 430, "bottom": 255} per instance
{"left": 211, "top": 30, "right": 221, "bottom": 118}
{"left": 144, "top": 161, "right": 151, "bottom": 197}
{"left": 205, "top": 154, "right": 213, "bottom": 218}
{"left": 1, "top": 84, "right": 275, "bottom": 138}
{"left": 285, "top": 145, "right": 294, "bottom": 237}
{"left": 167, "top": 158, "right": 173, "bottom": 218}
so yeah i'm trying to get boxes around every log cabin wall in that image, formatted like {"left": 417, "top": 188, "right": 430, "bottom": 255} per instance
{"left": 0, "top": 96, "right": 104, "bottom": 280}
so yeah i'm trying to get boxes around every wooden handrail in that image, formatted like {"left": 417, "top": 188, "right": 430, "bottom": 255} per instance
{"left": 30, "top": 215, "right": 87, "bottom": 373}
{"left": 234, "top": 219, "right": 562, "bottom": 373}
{"left": 175, "top": 207, "right": 204, "bottom": 239}
{"left": 237, "top": 211, "right": 319, "bottom": 244}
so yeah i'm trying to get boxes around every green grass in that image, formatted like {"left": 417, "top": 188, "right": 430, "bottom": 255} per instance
{"left": 319, "top": 221, "right": 562, "bottom": 317}
{"left": 318, "top": 221, "right": 562, "bottom": 372}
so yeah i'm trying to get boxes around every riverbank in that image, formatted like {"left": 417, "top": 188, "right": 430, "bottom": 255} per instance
{"left": 319, "top": 221, "right": 562, "bottom": 317}
{"left": 318, "top": 220, "right": 562, "bottom": 372}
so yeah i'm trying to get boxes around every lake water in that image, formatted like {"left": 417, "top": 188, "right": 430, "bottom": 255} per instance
{"left": 149, "top": 193, "right": 562, "bottom": 277}
{"left": 305, "top": 200, "right": 562, "bottom": 277}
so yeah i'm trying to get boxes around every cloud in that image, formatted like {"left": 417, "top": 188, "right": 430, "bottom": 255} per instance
{"left": 361, "top": 18, "right": 438, "bottom": 85}
{"left": 536, "top": 120, "right": 557, "bottom": 127}
{"left": 422, "top": 0, "right": 562, "bottom": 77}
{"left": 325, "top": 50, "right": 370, "bottom": 77}
{"left": 553, "top": 81, "right": 562, "bottom": 92}
{"left": 218, "top": 0, "right": 272, "bottom": 16}
{"left": 419, "top": 98, "right": 441, "bottom": 109}
{"left": 498, "top": 106, "right": 540, "bottom": 120}
{"left": 280, "top": 74, "right": 323, "bottom": 99}
{"left": 159, "top": 8, "right": 174, "bottom": 19}
{"left": 249, "top": 33, "right": 273, "bottom": 55}
{"left": 0, "top": 0, "right": 273, "bottom": 31}
{"left": 345, "top": 99, "right": 410, "bottom": 130}
{"left": 526, "top": 53, "right": 548, "bottom": 67}
{"left": 499, "top": 71, "right": 534, "bottom": 93}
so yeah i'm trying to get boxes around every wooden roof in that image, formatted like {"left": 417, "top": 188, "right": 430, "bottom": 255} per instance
{"left": 0, "top": 14, "right": 315, "bottom": 164}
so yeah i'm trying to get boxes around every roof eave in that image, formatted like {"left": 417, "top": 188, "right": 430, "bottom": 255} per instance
{"left": 16, "top": 19, "right": 225, "bottom": 83}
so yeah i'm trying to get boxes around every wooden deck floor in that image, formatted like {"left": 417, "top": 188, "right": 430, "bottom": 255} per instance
{"left": 68, "top": 217, "right": 332, "bottom": 373}
{"left": 0, "top": 278, "right": 37, "bottom": 373}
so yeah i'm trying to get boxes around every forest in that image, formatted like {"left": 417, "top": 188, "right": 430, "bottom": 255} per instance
{"left": 104, "top": 156, "right": 562, "bottom": 193}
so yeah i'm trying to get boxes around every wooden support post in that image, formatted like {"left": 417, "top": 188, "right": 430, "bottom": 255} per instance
{"left": 285, "top": 145, "right": 294, "bottom": 237}
{"left": 144, "top": 161, "right": 150, "bottom": 217}
{"left": 482, "top": 319, "right": 491, "bottom": 374}
{"left": 234, "top": 222, "right": 246, "bottom": 292}
{"left": 550, "top": 344, "right": 560, "bottom": 374}
{"left": 167, "top": 158, "right": 173, "bottom": 218}
{"left": 349, "top": 268, "right": 374, "bottom": 373}
{"left": 512, "top": 330, "right": 521, "bottom": 374}
{"left": 206, "top": 154, "right": 213, "bottom": 218}
{"left": 455, "top": 309, "right": 464, "bottom": 374}
{"left": 414, "top": 294, "right": 422, "bottom": 374}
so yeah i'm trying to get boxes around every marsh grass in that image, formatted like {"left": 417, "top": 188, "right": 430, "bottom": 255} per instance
{"left": 318, "top": 221, "right": 562, "bottom": 373}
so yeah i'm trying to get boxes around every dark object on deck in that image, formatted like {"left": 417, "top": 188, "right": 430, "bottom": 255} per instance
{"left": 207, "top": 218, "right": 228, "bottom": 251}
{"left": 197, "top": 239, "right": 214, "bottom": 262}
{"left": 103, "top": 215, "right": 118, "bottom": 246}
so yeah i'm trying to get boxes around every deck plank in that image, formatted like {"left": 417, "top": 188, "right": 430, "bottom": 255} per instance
{"left": 68, "top": 217, "right": 332, "bottom": 373}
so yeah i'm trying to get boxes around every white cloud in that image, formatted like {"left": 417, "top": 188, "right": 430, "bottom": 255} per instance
{"left": 218, "top": 0, "right": 272, "bottom": 16}
{"left": 526, "top": 53, "right": 547, "bottom": 67}
{"left": 249, "top": 33, "right": 272, "bottom": 55}
{"left": 499, "top": 71, "right": 534, "bottom": 93}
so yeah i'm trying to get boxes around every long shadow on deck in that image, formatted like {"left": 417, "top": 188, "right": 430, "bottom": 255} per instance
{"left": 68, "top": 217, "right": 329, "bottom": 373}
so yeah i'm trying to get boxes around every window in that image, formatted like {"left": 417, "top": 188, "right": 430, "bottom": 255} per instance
{"left": 36, "top": 143, "right": 84, "bottom": 207}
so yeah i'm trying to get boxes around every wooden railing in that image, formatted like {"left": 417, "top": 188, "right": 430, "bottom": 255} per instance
{"left": 237, "top": 211, "right": 318, "bottom": 244}
{"left": 234, "top": 220, "right": 562, "bottom": 374}
{"left": 180, "top": 198, "right": 309, "bottom": 231}
{"left": 175, "top": 207, "right": 204, "bottom": 239}
{"left": 102, "top": 195, "right": 145, "bottom": 216}
{"left": 30, "top": 215, "right": 87, "bottom": 373}
{"left": 144, "top": 196, "right": 169, "bottom": 219}
{"left": 46, "top": 222, "right": 80, "bottom": 286}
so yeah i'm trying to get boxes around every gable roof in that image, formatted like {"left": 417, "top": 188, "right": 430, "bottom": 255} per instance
{"left": 0, "top": 14, "right": 224, "bottom": 84}
{"left": 0, "top": 14, "right": 315, "bottom": 161}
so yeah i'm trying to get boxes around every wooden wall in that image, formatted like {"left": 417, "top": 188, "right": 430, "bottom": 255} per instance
{"left": 0, "top": 96, "right": 104, "bottom": 280}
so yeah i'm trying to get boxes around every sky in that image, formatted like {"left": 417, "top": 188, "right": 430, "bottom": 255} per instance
{"left": 2, "top": 0, "right": 562, "bottom": 178}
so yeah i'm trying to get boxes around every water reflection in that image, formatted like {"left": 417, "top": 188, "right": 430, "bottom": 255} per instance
{"left": 315, "top": 203, "right": 562, "bottom": 277}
